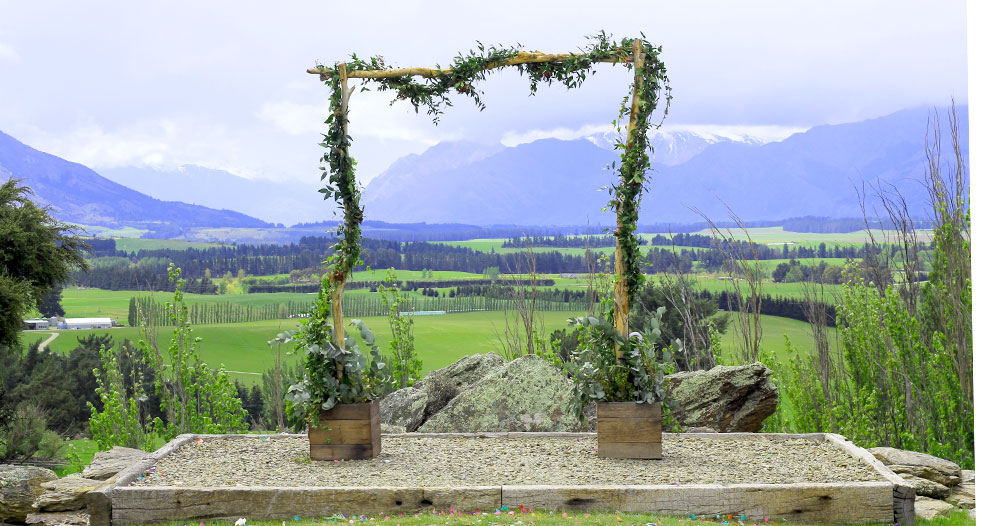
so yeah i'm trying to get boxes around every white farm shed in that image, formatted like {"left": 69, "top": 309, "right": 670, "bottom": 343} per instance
{"left": 23, "top": 318, "right": 50, "bottom": 330}
{"left": 64, "top": 317, "right": 113, "bottom": 329}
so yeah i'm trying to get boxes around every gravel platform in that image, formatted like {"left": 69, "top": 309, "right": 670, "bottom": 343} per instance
{"left": 129, "top": 434, "right": 882, "bottom": 488}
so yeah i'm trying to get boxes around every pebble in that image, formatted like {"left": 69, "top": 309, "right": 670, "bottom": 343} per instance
{"left": 130, "top": 435, "right": 883, "bottom": 488}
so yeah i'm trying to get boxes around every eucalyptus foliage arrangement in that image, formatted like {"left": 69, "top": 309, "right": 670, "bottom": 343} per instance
{"left": 564, "top": 307, "right": 673, "bottom": 420}
{"left": 276, "top": 274, "right": 393, "bottom": 432}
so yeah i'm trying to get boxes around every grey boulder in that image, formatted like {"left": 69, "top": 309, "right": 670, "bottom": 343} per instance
{"left": 379, "top": 387, "right": 428, "bottom": 432}
{"left": 663, "top": 362, "right": 778, "bottom": 432}
{"left": 948, "top": 470, "right": 975, "bottom": 509}
{"left": 419, "top": 355, "right": 581, "bottom": 432}
{"left": 416, "top": 352, "right": 505, "bottom": 415}
{"left": 0, "top": 465, "right": 58, "bottom": 523}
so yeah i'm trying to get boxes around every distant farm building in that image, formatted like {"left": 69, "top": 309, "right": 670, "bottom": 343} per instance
{"left": 23, "top": 317, "right": 116, "bottom": 330}
{"left": 23, "top": 318, "right": 51, "bottom": 330}
{"left": 63, "top": 317, "right": 113, "bottom": 329}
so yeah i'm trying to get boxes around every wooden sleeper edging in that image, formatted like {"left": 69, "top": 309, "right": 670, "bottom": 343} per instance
{"left": 87, "top": 432, "right": 911, "bottom": 525}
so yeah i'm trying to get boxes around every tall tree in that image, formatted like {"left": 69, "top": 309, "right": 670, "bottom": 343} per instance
{"left": 38, "top": 287, "right": 65, "bottom": 318}
{"left": 0, "top": 178, "right": 89, "bottom": 349}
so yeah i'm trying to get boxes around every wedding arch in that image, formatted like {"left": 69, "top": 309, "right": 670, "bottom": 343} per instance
{"left": 306, "top": 32, "right": 672, "bottom": 363}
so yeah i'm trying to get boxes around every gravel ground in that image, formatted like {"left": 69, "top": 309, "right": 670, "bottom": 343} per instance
{"left": 129, "top": 435, "right": 883, "bottom": 488}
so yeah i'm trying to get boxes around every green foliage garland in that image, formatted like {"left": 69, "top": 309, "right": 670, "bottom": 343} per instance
{"left": 313, "top": 31, "right": 671, "bottom": 308}
{"left": 297, "top": 33, "right": 672, "bottom": 418}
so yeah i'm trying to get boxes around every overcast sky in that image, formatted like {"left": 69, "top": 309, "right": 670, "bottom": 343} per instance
{"left": 0, "top": 1, "right": 968, "bottom": 187}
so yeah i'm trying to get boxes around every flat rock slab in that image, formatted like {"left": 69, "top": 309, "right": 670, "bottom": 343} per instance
{"left": 914, "top": 496, "right": 954, "bottom": 520}
{"left": 83, "top": 447, "right": 150, "bottom": 481}
{"left": 35, "top": 477, "right": 105, "bottom": 512}
{"left": 92, "top": 433, "right": 910, "bottom": 525}
{"left": 25, "top": 511, "right": 89, "bottom": 526}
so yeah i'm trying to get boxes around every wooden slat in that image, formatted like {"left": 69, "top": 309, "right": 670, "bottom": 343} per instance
{"left": 308, "top": 420, "right": 372, "bottom": 445}
{"left": 596, "top": 402, "right": 661, "bottom": 419}
{"left": 597, "top": 441, "right": 662, "bottom": 459}
{"left": 597, "top": 418, "right": 661, "bottom": 442}
{"left": 310, "top": 443, "right": 375, "bottom": 461}
{"left": 370, "top": 400, "right": 382, "bottom": 457}
{"left": 501, "top": 482, "right": 894, "bottom": 523}
{"left": 318, "top": 402, "right": 374, "bottom": 421}
{"left": 111, "top": 486, "right": 501, "bottom": 522}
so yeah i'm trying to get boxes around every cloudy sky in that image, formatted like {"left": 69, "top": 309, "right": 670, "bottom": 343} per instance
{"left": 0, "top": 1, "right": 969, "bottom": 188}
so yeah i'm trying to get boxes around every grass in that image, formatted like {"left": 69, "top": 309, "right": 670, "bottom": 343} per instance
{"left": 115, "top": 238, "right": 229, "bottom": 252}
{"left": 147, "top": 508, "right": 975, "bottom": 526}
{"left": 60, "top": 288, "right": 320, "bottom": 320}
{"left": 38, "top": 309, "right": 830, "bottom": 385}
{"left": 433, "top": 228, "right": 936, "bottom": 255}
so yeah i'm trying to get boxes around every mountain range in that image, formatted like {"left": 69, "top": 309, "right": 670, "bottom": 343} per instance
{"left": 0, "top": 131, "right": 270, "bottom": 230}
{"left": 0, "top": 105, "right": 969, "bottom": 236}
{"left": 363, "top": 106, "right": 969, "bottom": 225}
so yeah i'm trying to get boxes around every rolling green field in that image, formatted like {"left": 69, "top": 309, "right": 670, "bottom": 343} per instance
{"left": 38, "top": 308, "right": 832, "bottom": 385}
{"left": 59, "top": 288, "right": 320, "bottom": 320}
{"left": 114, "top": 238, "right": 229, "bottom": 252}
{"left": 435, "top": 228, "right": 933, "bottom": 253}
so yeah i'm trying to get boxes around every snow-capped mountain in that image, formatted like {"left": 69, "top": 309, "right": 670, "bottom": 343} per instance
{"left": 585, "top": 130, "right": 765, "bottom": 166}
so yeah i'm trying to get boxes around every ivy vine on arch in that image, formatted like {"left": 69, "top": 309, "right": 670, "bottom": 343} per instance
{"left": 309, "top": 31, "right": 671, "bottom": 363}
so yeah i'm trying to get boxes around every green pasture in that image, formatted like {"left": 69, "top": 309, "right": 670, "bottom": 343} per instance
{"left": 39, "top": 308, "right": 831, "bottom": 385}
{"left": 686, "top": 226, "right": 934, "bottom": 247}
{"left": 60, "top": 288, "right": 320, "bottom": 320}
{"left": 75, "top": 224, "right": 149, "bottom": 238}
{"left": 435, "top": 228, "right": 933, "bottom": 254}
{"left": 114, "top": 238, "right": 229, "bottom": 252}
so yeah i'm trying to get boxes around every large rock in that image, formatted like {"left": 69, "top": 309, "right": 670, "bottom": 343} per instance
{"left": 898, "top": 472, "right": 950, "bottom": 498}
{"left": 0, "top": 465, "right": 58, "bottom": 523}
{"left": 662, "top": 362, "right": 778, "bottom": 432}
{"left": 24, "top": 511, "right": 88, "bottom": 526}
{"left": 914, "top": 496, "right": 954, "bottom": 520}
{"left": 81, "top": 446, "right": 148, "bottom": 481}
{"left": 415, "top": 352, "right": 505, "bottom": 415}
{"left": 419, "top": 355, "right": 580, "bottom": 432}
{"left": 948, "top": 470, "right": 975, "bottom": 509}
{"left": 32, "top": 476, "right": 103, "bottom": 512}
{"left": 379, "top": 387, "right": 428, "bottom": 432}
{"left": 868, "top": 447, "right": 962, "bottom": 487}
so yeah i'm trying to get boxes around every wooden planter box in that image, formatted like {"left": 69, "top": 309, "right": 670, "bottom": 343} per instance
{"left": 596, "top": 401, "right": 662, "bottom": 459}
{"left": 308, "top": 400, "right": 381, "bottom": 460}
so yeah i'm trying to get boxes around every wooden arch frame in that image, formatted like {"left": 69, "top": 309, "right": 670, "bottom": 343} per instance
{"left": 308, "top": 39, "right": 652, "bottom": 364}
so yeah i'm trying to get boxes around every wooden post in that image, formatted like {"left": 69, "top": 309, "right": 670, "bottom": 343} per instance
{"left": 613, "top": 39, "right": 645, "bottom": 361}
{"left": 331, "top": 62, "right": 353, "bottom": 351}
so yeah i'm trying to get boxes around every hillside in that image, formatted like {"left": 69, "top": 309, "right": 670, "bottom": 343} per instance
{"left": 363, "top": 106, "right": 969, "bottom": 225}
{"left": 99, "top": 164, "right": 326, "bottom": 226}
{"left": 0, "top": 131, "right": 271, "bottom": 229}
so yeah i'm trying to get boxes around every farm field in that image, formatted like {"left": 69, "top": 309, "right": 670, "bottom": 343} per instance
{"left": 435, "top": 228, "right": 933, "bottom": 253}
{"left": 60, "top": 288, "right": 319, "bottom": 320}
{"left": 37, "top": 309, "right": 831, "bottom": 385}
{"left": 113, "top": 237, "right": 229, "bottom": 251}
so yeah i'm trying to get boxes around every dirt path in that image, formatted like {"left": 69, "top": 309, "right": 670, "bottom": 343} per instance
{"left": 37, "top": 332, "right": 59, "bottom": 351}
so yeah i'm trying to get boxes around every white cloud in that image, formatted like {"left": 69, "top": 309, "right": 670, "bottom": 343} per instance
{"left": 257, "top": 92, "right": 459, "bottom": 146}
{"left": 30, "top": 118, "right": 256, "bottom": 178}
{"left": 256, "top": 100, "right": 326, "bottom": 136}
{"left": 0, "top": 42, "right": 18, "bottom": 62}
{"left": 501, "top": 124, "right": 612, "bottom": 147}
